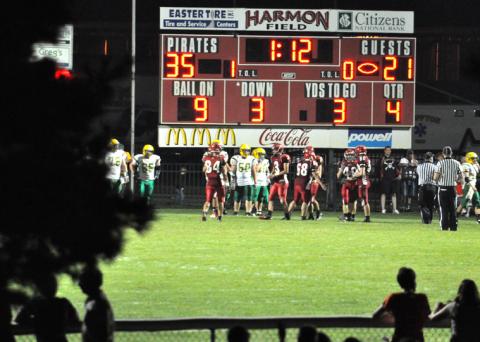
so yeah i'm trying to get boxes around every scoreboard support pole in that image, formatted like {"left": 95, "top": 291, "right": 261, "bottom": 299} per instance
{"left": 129, "top": 0, "right": 136, "bottom": 193}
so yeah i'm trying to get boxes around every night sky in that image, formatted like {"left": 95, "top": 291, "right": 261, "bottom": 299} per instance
{"left": 70, "top": 0, "right": 480, "bottom": 28}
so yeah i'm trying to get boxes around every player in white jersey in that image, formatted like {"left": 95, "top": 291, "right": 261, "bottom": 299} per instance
{"left": 253, "top": 148, "right": 270, "bottom": 216}
{"left": 230, "top": 144, "right": 257, "bottom": 216}
{"left": 458, "top": 152, "right": 480, "bottom": 223}
{"left": 130, "top": 144, "right": 161, "bottom": 205}
{"left": 105, "top": 138, "right": 127, "bottom": 194}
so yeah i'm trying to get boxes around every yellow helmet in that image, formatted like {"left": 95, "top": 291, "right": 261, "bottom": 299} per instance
{"left": 124, "top": 151, "right": 132, "bottom": 162}
{"left": 110, "top": 138, "right": 120, "bottom": 146}
{"left": 465, "top": 152, "right": 478, "bottom": 164}
{"left": 143, "top": 144, "right": 155, "bottom": 156}
{"left": 239, "top": 144, "right": 251, "bottom": 157}
{"left": 253, "top": 147, "right": 266, "bottom": 159}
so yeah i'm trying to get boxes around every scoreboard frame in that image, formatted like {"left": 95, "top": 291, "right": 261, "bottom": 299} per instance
{"left": 159, "top": 34, "right": 416, "bottom": 128}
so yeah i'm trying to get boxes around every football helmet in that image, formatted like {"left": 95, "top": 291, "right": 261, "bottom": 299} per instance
{"left": 208, "top": 142, "right": 221, "bottom": 154}
{"left": 272, "top": 143, "right": 284, "bottom": 155}
{"left": 211, "top": 139, "right": 222, "bottom": 150}
{"left": 466, "top": 151, "right": 478, "bottom": 164}
{"left": 355, "top": 145, "right": 367, "bottom": 157}
{"left": 344, "top": 148, "right": 356, "bottom": 162}
{"left": 240, "top": 144, "right": 251, "bottom": 157}
{"left": 109, "top": 138, "right": 120, "bottom": 149}
{"left": 253, "top": 147, "right": 266, "bottom": 160}
{"left": 143, "top": 144, "right": 154, "bottom": 156}
{"left": 303, "top": 145, "right": 314, "bottom": 159}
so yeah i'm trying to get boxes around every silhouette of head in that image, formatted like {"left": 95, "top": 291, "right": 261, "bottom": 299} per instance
{"left": 227, "top": 326, "right": 249, "bottom": 342}
{"left": 344, "top": 338, "right": 361, "bottom": 342}
{"left": 442, "top": 146, "right": 453, "bottom": 158}
{"left": 36, "top": 274, "right": 58, "bottom": 298}
{"left": 424, "top": 152, "right": 433, "bottom": 162}
{"left": 79, "top": 267, "right": 103, "bottom": 296}
{"left": 457, "top": 279, "right": 480, "bottom": 304}
{"left": 298, "top": 325, "right": 317, "bottom": 342}
{"left": 317, "top": 330, "right": 331, "bottom": 342}
{"left": 397, "top": 267, "right": 416, "bottom": 292}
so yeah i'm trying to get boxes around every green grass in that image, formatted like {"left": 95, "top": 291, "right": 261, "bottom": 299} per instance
{"left": 58, "top": 209, "right": 480, "bottom": 319}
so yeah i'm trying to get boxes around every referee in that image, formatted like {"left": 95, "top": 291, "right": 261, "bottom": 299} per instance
{"left": 433, "top": 146, "right": 464, "bottom": 231}
{"left": 417, "top": 152, "right": 437, "bottom": 224}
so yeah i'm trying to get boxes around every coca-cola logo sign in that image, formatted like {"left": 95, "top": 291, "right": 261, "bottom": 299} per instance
{"left": 259, "top": 128, "right": 312, "bottom": 147}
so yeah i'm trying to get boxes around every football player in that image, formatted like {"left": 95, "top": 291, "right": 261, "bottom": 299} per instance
{"left": 355, "top": 145, "right": 372, "bottom": 222}
{"left": 260, "top": 143, "right": 291, "bottom": 220}
{"left": 204, "top": 140, "right": 230, "bottom": 218}
{"left": 130, "top": 144, "right": 161, "bottom": 205}
{"left": 337, "top": 148, "right": 358, "bottom": 221}
{"left": 308, "top": 152, "right": 327, "bottom": 220}
{"left": 288, "top": 146, "right": 317, "bottom": 220}
{"left": 253, "top": 148, "right": 270, "bottom": 216}
{"left": 458, "top": 152, "right": 480, "bottom": 223}
{"left": 202, "top": 142, "right": 228, "bottom": 222}
{"left": 230, "top": 144, "right": 257, "bottom": 216}
{"left": 105, "top": 138, "right": 127, "bottom": 195}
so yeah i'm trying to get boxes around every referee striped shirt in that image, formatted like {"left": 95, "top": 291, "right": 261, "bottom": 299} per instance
{"left": 417, "top": 162, "right": 436, "bottom": 185}
{"left": 435, "top": 158, "right": 463, "bottom": 186}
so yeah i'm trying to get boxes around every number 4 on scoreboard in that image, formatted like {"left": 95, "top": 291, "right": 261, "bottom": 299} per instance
{"left": 386, "top": 100, "right": 401, "bottom": 123}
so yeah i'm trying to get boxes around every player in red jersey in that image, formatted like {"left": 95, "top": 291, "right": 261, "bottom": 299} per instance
{"left": 202, "top": 142, "right": 228, "bottom": 222}
{"left": 308, "top": 152, "right": 327, "bottom": 220}
{"left": 337, "top": 148, "right": 359, "bottom": 221}
{"left": 288, "top": 146, "right": 317, "bottom": 220}
{"left": 355, "top": 145, "right": 372, "bottom": 222}
{"left": 260, "top": 143, "right": 291, "bottom": 220}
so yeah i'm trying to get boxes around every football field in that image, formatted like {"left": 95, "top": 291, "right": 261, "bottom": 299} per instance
{"left": 59, "top": 209, "right": 480, "bottom": 319}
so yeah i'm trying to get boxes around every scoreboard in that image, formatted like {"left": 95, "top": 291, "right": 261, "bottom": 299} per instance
{"left": 160, "top": 34, "right": 415, "bottom": 127}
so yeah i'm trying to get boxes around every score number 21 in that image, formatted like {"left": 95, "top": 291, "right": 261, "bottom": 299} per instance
{"left": 191, "top": 97, "right": 265, "bottom": 123}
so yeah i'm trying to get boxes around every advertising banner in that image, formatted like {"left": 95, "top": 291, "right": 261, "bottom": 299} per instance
{"left": 31, "top": 25, "right": 74, "bottom": 69}
{"left": 158, "top": 127, "right": 412, "bottom": 149}
{"left": 160, "top": 8, "right": 414, "bottom": 33}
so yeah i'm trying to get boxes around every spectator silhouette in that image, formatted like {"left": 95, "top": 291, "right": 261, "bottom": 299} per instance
{"left": 317, "top": 330, "right": 331, "bottom": 342}
{"left": 14, "top": 274, "right": 80, "bottom": 342}
{"left": 373, "top": 267, "right": 431, "bottom": 342}
{"left": 79, "top": 267, "right": 114, "bottom": 342}
{"left": 344, "top": 338, "right": 361, "bottom": 342}
{"left": 298, "top": 325, "right": 318, "bottom": 341}
{"left": 430, "top": 279, "right": 480, "bottom": 341}
{"left": 227, "top": 325, "right": 250, "bottom": 342}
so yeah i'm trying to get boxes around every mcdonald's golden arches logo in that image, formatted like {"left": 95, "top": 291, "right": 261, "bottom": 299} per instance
{"left": 191, "top": 128, "right": 212, "bottom": 146}
{"left": 216, "top": 128, "right": 236, "bottom": 146}
{"left": 164, "top": 128, "right": 236, "bottom": 147}
{"left": 166, "top": 128, "right": 187, "bottom": 146}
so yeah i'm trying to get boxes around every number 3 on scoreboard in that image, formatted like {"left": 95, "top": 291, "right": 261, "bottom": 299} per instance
{"left": 249, "top": 97, "right": 265, "bottom": 123}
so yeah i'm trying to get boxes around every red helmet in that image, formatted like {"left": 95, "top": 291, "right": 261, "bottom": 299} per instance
{"left": 272, "top": 143, "right": 284, "bottom": 155}
{"left": 303, "top": 145, "right": 314, "bottom": 159}
{"left": 355, "top": 145, "right": 367, "bottom": 156}
{"left": 208, "top": 142, "right": 221, "bottom": 154}
{"left": 344, "top": 148, "right": 356, "bottom": 161}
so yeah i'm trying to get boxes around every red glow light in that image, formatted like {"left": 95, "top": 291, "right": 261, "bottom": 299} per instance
{"left": 333, "top": 99, "right": 347, "bottom": 124}
{"left": 54, "top": 69, "right": 73, "bottom": 80}
{"left": 298, "top": 39, "right": 312, "bottom": 64}
{"left": 250, "top": 97, "right": 265, "bottom": 123}
{"left": 357, "top": 62, "right": 379, "bottom": 75}
{"left": 386, "top": 100, "right": 401, "bottom": 123}
{"left": 194, "top": 97, "right": 208, "bottom": 122}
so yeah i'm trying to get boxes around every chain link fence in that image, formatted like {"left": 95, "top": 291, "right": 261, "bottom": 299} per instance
{"left": 13, "top": 317, "right": 451, "bottom": 341}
